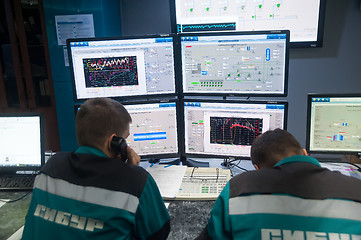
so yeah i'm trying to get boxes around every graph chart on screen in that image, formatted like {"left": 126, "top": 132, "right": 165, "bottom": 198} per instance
{"left": 83, "top": 56, "right": 138, "bottom": 88}
{"left": 210, "top": 117, "right": 262, "bottom": 146}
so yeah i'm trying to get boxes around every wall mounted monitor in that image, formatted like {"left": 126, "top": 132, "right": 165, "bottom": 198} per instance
{"left": 306, "top": 94, "right": 361, "bottom": 156}
{"left": 0, "top": 113, "right": 44, "bottom": 172}
{"left": 171, "top": 0, "right": 326, "bottom": 48}
{"left": 180, "top": 30, "right": 289, "bottom": 96}
{"left": 123, "top": 101, "right": 180, "bottom": 159}
{"left": 183, "top": 100, "right": 287, "bottom": 159}
{"left": 67, "top": 34, "right": 177, "bottom": 101}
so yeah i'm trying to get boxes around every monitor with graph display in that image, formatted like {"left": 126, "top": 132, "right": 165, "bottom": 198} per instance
{"left": 67, "top": 34, "right": 177, "bottom": 100}
{"left": 171, "top": 0, "right": 326, "bottom": 47}
{"left": 306, "top": 94, "right": 361, "bottom": 155}
{"left": 0, "top": 113, "right": 44, "bottom": 172}
{"left": 123, "top": 101, "right": 179, "bottom": 158}
{"left": 180, "top": 31, "right": 289, "bottom": 96}
{"left": 183, "top": 100, "right": 287, "bottom": 158}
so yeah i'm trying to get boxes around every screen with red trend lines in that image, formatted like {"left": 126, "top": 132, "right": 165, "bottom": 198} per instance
{"left": 183, "top": 100, "right": 287, "bottom": 158}
{"left": 83, "top": 56, "right": 139, "bottom": 88}
{"left": 67, "top": 35, "right": 176, "bottom": 100}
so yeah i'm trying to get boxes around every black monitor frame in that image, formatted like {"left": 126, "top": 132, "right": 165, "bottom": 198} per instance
{"left": 0, "top": 113, "right": 45, "bottom": 173}
{"left": 67, "top": 34, "right": 180, "bottom": 102}
{"left": 306, "top": 93, "right": 361, "bottom": 156}
{"left": 170, "top": 0, "right": 326, "bottom": 48}
{"left": 181, "top": 99, "right": 288, "bottom": 160}
{"left": 177, "top": 30, "right": 290, "bottom": 98}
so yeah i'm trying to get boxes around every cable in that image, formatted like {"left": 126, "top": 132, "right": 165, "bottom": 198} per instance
{"left": 0, "top": 192, "right": 31, "bottom": 203}
{"left": 222, "top": 158, "right": 249, "bottom": 177}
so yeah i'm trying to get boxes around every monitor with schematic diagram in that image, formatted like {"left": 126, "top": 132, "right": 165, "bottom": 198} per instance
{"left": 179, "top": 30, "right": 289, "bottom": 96}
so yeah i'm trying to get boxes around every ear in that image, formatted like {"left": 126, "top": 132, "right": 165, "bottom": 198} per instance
{"left": 253, "top": 164, "right": 260, "bottom": 170}
{"left": 107, "top": 134, "right": 117, "bottom": 150}
{"left": 103, "top": 133, "right": 117, "bottom": 158}
{"left": 302, "top": 148, "right": 308, "bottom": 156}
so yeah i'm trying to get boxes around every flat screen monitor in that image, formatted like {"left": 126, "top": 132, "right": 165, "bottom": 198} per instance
{"left": 306, "top": 94, "right": 361, "bottom": 155}
{"left": 0, "top": 113, "right": 44, "bottom": 172}
{"left": 172, "top": 0, "right": 326, "bottom": 47}
{"left": 124, "top": 101, "right": 180, "bottom": 158}
{"left": 180, "top": 31, "right": 289, "bottom": 96}
{"left": 183, "top": 100, "right": 287, "bottom": 158}
{"left": 67, "top": 35, "right": 177, "bottom": 101}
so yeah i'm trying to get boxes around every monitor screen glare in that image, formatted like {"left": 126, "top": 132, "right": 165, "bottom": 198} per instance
{"left": 68, "top": 36, "right": 176, "bottom": 100}
{"left": 184, "top": 101, "right": 286, "bottom": 158}
{"left": 0, "top": 115, "right": 42, "bottom": 168}
{"left": 124, "top": 102, "right": 179, "bottom": 157}
{"left": 181, "top": 32, "right": 288, "bottom": 95}
{"left": 308, "top": 96, "right": 361, "bottom": 153}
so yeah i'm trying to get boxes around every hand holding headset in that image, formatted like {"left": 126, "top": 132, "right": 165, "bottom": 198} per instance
{"left": 110, "top": 136, "right": 128, "bottom": 162}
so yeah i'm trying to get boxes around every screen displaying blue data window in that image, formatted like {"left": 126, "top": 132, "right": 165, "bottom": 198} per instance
{"left": 180, "top": 31, "right": 289, "bottom": 96}
{"left": 307, "top": 94, "right": 361, "bottom": 154}
{"left": 67, "top": 35, "right": 177, "bottom": 100}
{"left": 183, "top": 100, "right": 287, "bottom": 158}
{"left": 124, "top": 102, "right": 179, "bottom": 157}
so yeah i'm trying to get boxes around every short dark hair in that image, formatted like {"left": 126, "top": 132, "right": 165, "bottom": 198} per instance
{"left": 251, "top": 129, "right": 303, "bottom": 168}
{"left": 76, "top": 98, "right": 132, "bottom": 148}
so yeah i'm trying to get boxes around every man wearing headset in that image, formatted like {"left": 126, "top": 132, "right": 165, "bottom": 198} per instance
{"left": 197, "top": 129, "right": 361, "bottom": 239}
{"left": 22, "top": 98, "right": 170, "bottom": 240}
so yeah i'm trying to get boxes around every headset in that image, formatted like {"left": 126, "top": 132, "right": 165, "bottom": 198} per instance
{"left": 110, "top": 136, "right": 128, "bottom": 162}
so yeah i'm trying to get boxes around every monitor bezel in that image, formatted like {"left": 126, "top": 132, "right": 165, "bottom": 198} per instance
{"left": 177, "top": 30, "right": 290, "bottom": 98}
{"left": 121, "top": 99, "right": 182, "bottom": 160}
{"left": 170, "top": 0, "right": 326, "bottom": 48}
{"left": 181, "top": 99, "right": 288, "bottom": 160}
{"left": 67, "top": 34, "right": 180, "bottom": 102}
{"left": 0, "top": 112, "right": 45, "bottom": 173}
{"left": 306, "top": 93, "right": 361, "bottom": 155}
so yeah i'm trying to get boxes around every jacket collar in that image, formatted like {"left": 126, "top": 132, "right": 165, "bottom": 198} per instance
{"left": 274, "top": 155, "right": 321, "bottom": 168}
{"left": 75, "top": 146, "right": 108, "bottom": 158}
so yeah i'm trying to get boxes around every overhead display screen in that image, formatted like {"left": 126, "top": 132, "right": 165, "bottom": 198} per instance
{"left": 173, "top": 0, "right": 326, "bottom": 47}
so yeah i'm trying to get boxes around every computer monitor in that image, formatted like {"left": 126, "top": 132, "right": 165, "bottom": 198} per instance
{"left": 123, "top": 101, "right": 180, "bottom": 158}
{"left": 67, "top": 34, "right": 177, "bottom": 101}
{"left": 306, "top": 94, "right": 361, "bottom": 156}
{"left": 171, "top": 0, "right": 326, "bottom": 48}
{"left": 0, "top": 113, "right": 44, "bottom": 172}
{"left": 183, "top": 100, "right": 287, "bottom": 158}
{"left": 180, "top": 30, "right": 289, "bottom": 96}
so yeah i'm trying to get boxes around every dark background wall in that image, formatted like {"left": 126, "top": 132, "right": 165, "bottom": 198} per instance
{"left": 43, "top": 0, "right": 122, "bottom": 151}
{"left": 119, "top": 0, "right": 361, "bottom": 157}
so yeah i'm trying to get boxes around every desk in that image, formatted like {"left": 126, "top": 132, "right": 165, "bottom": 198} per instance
{"left": 167, "top": 200, "right": 214, "bottom": 239}
{"left": 0, "top": 192, "right": 32, "bottom": 240}
{"left": 0, "top": 192, "right": 213, "bottom": 240}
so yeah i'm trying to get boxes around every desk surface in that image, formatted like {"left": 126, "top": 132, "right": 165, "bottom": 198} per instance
{"left": 0, "top": 192, "right": 32, "bottom": 240}
{"left": 0, "top": 191, "right": 213, "bottom": 240}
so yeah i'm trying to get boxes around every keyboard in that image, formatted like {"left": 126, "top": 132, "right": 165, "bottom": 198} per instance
{"left": 0, "top": 174, "right": 36, "bottom": 191}
{"left": 176, "top": 167, "right": 230, "bottom": 200}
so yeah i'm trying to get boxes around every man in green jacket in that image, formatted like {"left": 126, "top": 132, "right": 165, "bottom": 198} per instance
{"left": 22, "top": 97, "right": 170, "bottom": 240}
{"left": 198, "top": 129, "right": 361, "bottom": 239}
